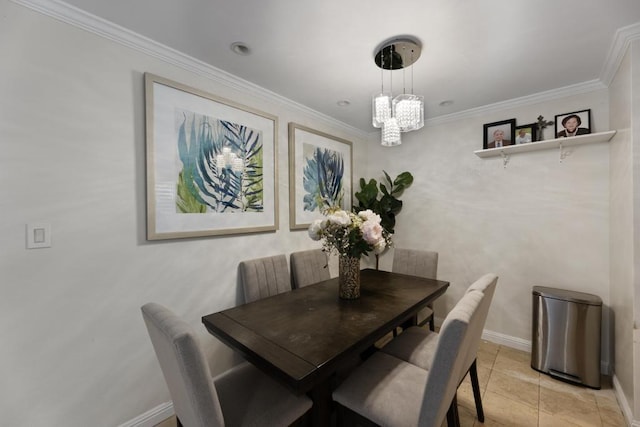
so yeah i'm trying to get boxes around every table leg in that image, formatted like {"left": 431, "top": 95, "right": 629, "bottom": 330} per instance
{"left": 308, "top": 378, "right": 333, "bottom": 427}
{"left": 400, "top": 314, "right": 419, "bottom": 330}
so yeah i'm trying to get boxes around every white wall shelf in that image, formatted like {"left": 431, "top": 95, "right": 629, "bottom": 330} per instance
{"left": 474, "top": 130, "right": 617, "bottom": 159}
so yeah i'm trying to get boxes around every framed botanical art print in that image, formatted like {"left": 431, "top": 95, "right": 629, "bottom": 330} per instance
{"left": 288, "top": 123, "right": 352, "bottom": 230}
{"left": 145, "top": 73, "right": 278, "bottom": 240}
{"left": 555, "top": 109, "right": 591, "bottom": 138}
{"left": 483, "top": 118, "right": 516, "bottom": 149}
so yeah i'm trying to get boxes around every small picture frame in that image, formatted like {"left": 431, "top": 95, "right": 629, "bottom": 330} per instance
{"left": 515, "top": 123, "right": 537, "bottom": 144}
{"left": 554, "top": 109, "right": 591, "bottom": 138}
{"left": 483, "top": 119, "right": 516, "bottom": 149}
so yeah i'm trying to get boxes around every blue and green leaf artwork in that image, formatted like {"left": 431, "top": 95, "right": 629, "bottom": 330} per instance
{"left": 175, "top": 109, "right": 263, "bottom": 213}
{"left": 302, "top": 144, "right": 345, "bottom": 212}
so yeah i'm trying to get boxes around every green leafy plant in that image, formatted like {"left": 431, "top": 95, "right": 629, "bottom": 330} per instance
{"left": 354, "top": 171, "right": 414, "bottom": 234}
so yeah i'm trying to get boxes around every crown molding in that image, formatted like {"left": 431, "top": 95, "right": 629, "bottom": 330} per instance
{"left": 425, "top": 22, "right": 640, "bottom": 128}
{"left": 600, "top": 22, "right": 640, "bottom": 86}
{"left": 10, "top": 0, "right": 369, "bottom": 140}
{"left": 391, "top": 22, "right": 640, "bottom": 132}
{"left": 423, "top": 79, "right": 606, "bottom": 128}
{"left": 11, "top": 0, "right": 639, "bottom": 139}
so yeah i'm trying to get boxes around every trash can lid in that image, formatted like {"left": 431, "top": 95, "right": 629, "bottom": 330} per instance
{"left": 532, "top": 286, "right": 602, "bottom": 305}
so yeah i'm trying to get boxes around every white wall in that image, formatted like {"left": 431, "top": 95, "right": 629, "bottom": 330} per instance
{"left": 609, "top": 39, "right": 636, "bottom": 421}
{"left": 366, "top": 90, "right": 612, "bottom": 356}
{"left": 633, "top": 41, "right": 640, "bottom": 424}
{"left": 0, "top": 2, "right": 367, "bottom": 426}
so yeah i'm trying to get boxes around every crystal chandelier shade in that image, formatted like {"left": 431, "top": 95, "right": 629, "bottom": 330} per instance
{"left": 372, "top": 94, "right": 391, "bottom": 128}
{"left": 393, "top": 94, "right": 424, "bottom": 131}
{"left": 381, "top": 117, "right": 401, "bottom": 146}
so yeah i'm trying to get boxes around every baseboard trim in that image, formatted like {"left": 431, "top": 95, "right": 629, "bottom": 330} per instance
{"left": 481, "top": 329, "right": 531, "bottom": 352}
{"left": 119, "top": 402, "right": 174, "bottom": 427}
{"left": 479, "top": 328, "right": 611, "bottom": 375}
{"left": 434, "top": 318, "right": 532, "bottom": 352}
{"left": 612, "top": 374, "right": 638, "bottom": 427}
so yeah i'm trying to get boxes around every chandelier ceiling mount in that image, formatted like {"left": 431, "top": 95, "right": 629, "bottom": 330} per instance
{"left": 374, "top": 37, "right": 422, "bottom": 71}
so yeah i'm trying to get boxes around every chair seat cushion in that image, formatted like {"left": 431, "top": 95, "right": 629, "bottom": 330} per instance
{"left": 214, "top": 362, "right": 312, "bottom": 427}
{"left": 332, "top": 352, "right": 429, "bottom": 427}
{"left": 381, "top": 326, "right": 439, "bottom": 370}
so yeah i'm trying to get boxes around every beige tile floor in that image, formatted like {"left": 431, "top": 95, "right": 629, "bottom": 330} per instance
{"left": 452, "top": 340, "right": 626, "bottom": 427}
{"left": 155, "top": 340, "right": 627, "bottom": 427}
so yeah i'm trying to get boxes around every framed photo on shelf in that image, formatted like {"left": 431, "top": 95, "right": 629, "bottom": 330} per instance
{"left": 483, "top": 118, "right": 516, "bottom": 149}
{"left": 554, "top": 109, "right": 591, "bottom": 138}
{"left": 288, "top": 123, "right": 352, "bottom": 230}
{"left": 515, "top": 123, "right": 537, "bottom": 144}
{"left": 145, "top": 73, "right": 278, "bottom": 240}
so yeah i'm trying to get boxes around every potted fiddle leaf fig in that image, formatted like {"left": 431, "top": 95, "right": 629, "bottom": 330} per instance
{"left": 354, "top": 171, "right": 414, "bottom": 268}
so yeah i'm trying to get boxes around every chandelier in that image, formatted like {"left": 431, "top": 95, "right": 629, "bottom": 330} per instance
{"left": 372, "top": 37, "right": 424, "bottom": 146}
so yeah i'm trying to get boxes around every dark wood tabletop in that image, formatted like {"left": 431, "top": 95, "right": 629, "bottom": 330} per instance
{"left": 202, "top": 268, "right": 449, "bottom": 425}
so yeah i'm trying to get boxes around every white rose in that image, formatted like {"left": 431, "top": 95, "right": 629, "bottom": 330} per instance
{"left": 373, "top": 238, "right": 387, "bottom": 254}
{"left": 308, "top": 219, "right": 324, "bottom": 241}
{"left": 358, "top": 209, "right": 373, "bottom": 220}
{"left": 358, "top": 209, "right": 381, "bottom": 224}
{"left": 361, "top": 219, "right": 383, "bottom": 245}
{"left": 327, "top": 210, "right": 351, "bottom": 226}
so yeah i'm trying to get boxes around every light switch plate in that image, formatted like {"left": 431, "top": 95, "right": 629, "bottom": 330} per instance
{"left": 26, "top": 223, "right": 51, "bottom": 249}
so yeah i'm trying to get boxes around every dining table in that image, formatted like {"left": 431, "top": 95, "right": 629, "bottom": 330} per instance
{"left": 202, "top": 268, "right": 449, "bottom": 426}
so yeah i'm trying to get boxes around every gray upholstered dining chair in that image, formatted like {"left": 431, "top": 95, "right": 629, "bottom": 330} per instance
{"left": 381, "top": 273, "right": 499, "bottom": 423}
{"left": 332, "top": 289, "right": 486, "bottom": 427}
{"left": 392, "top": 248, "right": 439, "bottom": 331}
{"left": 238, "top": 254, "right": 291, "bottom": 303}
{"left": 290, "top": 249, "right": 330, "bottom": 288}
{"left": 141, "top": 302, "right": 312, "bottom": 427}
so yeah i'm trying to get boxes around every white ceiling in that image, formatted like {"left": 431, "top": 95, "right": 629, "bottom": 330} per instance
{"left": 62, "top": 0, "right": 640, "bottom": 132}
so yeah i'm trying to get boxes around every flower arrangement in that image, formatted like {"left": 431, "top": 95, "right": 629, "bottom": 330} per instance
{"left": 308, "top": 206, "right": 390, "bottom": 259}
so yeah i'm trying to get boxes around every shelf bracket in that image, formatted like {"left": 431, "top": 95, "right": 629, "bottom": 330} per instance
{"left": 501, "top": 151, "right": 510, "bottom": 168}
{"left": 559, "top": 142, "right": 570, "bottom": 163}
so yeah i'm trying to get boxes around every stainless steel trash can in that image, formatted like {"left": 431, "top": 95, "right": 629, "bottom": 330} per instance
{"left": 531, "top": 286, "right": 602, "bottom": 389}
